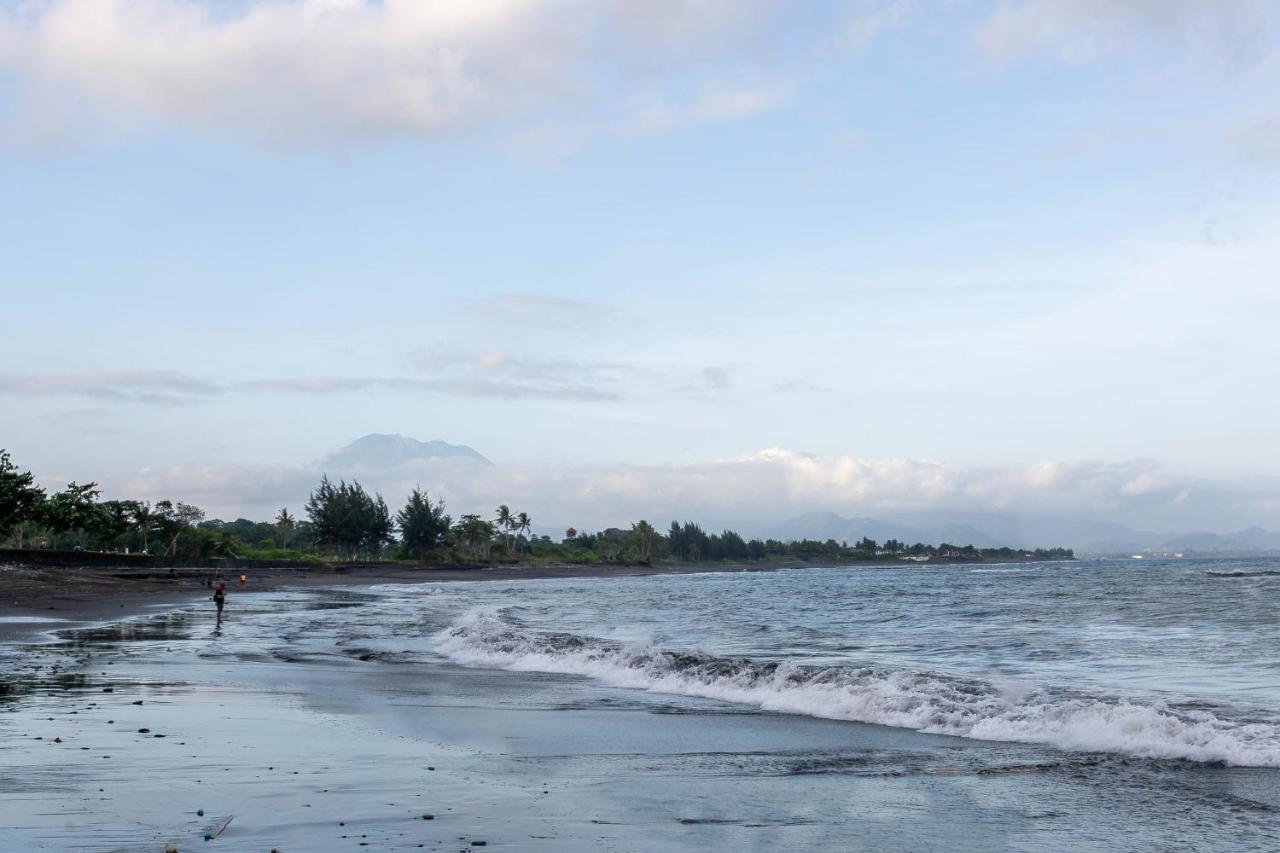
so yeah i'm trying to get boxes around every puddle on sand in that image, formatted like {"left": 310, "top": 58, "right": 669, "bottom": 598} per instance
{"left": 54, "top": 613, "right": 196, "bottom": 646}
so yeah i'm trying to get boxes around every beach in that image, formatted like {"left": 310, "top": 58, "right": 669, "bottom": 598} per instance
{"left": 0, "top": 560, "right": 844, "bottom": 642}
{"left": 2, "top": 560, "right": 1279, "bottom": 851}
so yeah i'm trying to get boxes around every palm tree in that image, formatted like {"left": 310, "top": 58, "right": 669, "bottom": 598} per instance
{"left": 211, "top": 532, "right": 239, "bottom": 559}
{"left": 129, "top": 501, "right": 153, "bottom": 553}
{"left": 275, "top": 507, "right": 295, "bottom": 548}
{"left": 495, "top": 504, "right": 514, "bottom": 557}
{"left": 516, "top": 512, "right": 531, "bottom": 554}
{"left": 632, "top": 519, "right": 657, "bottom": 563}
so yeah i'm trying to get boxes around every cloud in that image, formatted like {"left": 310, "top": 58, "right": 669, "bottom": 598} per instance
{"left": 669, "top": 364, "right": 734, "bottom": 395}
{"left": 406, "top": 376, "right": 620, "bottom": 402}
{"left": 463, "top": 292, "right": 612, "bottom": 327}
{"left": 408, "top": 345, "right": 632, "bottom": 400}
{"left": 113, "top": 462, "right": 319, "bottom": 516}
{"left": 773, "top": 378, "right": 832, "bottom": 394}
{"left": 603, "top": 0, "right": 776, "bottom": 53}
{"left": 1228, "top": 113, "right": 1280, "bottom": 165}
{"left": 0, "top": 0, "right": 588, "bottom": 144}
{"left": 410, "top": 344, "right": 747, "bottom": 401}
{"left": 95, "top": 444, "right": 1275, "bottom": 536}
{"left": 0, "top": 356, "right": 756, "bottom": 406}
{"left": 0, "top": 370, "right": 220, "bottom": 404}
{"left": 626, "top": 80, "right": 790, "bottom": 133}
{"left": 0, "top": 0, "right": 848, "bottom": 146}
{"left": 837, "top": 0, "right": 912, "bottom": 55}
{"left": 1001, "top": 239, "right": 1280, "bottom": 350}
{"left": 974, "top": 1, "right": 1280, "bottom": 64}
{"left": 236, "top": 376, "right": 383, "bottom": 395}
{"left": 0, "top": 368, "right": 621, "bottom": 404}
{"left": 697, "top": 366, "right": 732, "bottom": 390}
{"left": 240, "top": 374, "right": 623, "bottom": 402}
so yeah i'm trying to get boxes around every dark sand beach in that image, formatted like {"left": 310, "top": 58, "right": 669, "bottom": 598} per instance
{"left": 2, "top": 562, "right": 1278, "bottom": 851}
{"left": 0, "top": 559, "right": 858, "bottom": 643}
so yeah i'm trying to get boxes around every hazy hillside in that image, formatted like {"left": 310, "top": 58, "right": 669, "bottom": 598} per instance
{"left": 322, "top": 434, "right": 492, "bottom": 469}
{"left": 762, "top": 511, "right": 1280, "bottom": 555}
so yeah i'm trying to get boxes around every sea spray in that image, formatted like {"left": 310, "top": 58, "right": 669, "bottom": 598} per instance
{"left": 433, "top": 607, "right": 1280, "bottom": 768}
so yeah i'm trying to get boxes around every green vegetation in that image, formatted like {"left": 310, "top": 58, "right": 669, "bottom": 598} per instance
{"left": 304, "top": 476, "right": 394, "bottom": 559}
{"left": 396, "top": 486, "right": 450, "bottom": 560}
{"left": 0, "top": 448, "right": 1074, "bottom": 565}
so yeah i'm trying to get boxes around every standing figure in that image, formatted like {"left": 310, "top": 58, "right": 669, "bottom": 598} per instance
{"left": 213, "top": 582, "right": 227, "bottom": 627}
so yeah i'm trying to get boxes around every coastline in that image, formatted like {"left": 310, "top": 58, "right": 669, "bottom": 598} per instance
{"left": 0, "top": 561, "right": 785, "bottom": 643}
{"left": 0, "top": 580, "right": 1021, "bottom": 852}
{"left": 0, "top": 555, "right": 1052, "bottom": 643}
{"left": 2, "top": 563, "right": 1274, "bottom": 852}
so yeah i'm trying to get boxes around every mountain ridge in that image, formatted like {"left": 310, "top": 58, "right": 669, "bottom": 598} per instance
{"left": 762, "top": 511, "right": 1280, "bottom": 554}
{"left": 322, "top": 434, "right": 492, "bottom": 469}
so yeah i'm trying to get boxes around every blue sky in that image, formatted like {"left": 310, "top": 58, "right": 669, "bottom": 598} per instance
{"left": 2, "top": 1, "right": 1279, "bottom": 530}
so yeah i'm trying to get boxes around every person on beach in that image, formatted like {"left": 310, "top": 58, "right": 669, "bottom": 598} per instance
{"left": 213, "top": 582, "right": 226, "bottom": 626}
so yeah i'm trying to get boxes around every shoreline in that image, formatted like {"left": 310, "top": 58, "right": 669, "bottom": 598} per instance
{"left": 0, "top": 560, "right": 791, "bottom": 643}
{"left": 0, "top": 554, "right": 1074, "bottom": 643}
{"left": 0, "top": 581, "right": 1064, "bottom": 852}
{"left": 2, "top": 560, "right": 1273, "bottom": 851}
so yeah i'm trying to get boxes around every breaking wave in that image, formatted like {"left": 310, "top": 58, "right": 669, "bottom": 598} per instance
{"left": 434, "top": 608, "right": 1280, "bottom": 768}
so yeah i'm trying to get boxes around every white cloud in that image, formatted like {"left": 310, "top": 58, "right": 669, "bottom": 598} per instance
{"left": 626, "top": 80, "right": 790, "bottom": 133}
{"left": 464, "top": 292, "right": 612, "bottom": 327}
{"left": 241, "top": 374, "right": 624, "bottom": 402}
{"left": 974, "top": 0, "right": 1280, "bottom": 64}
{"left": 0, "top": 369, "right": 220, "bottom": 404}
{"left": 0, "top": 354, "right": 757, "bottom": 407}
{"left": 1229, "top": 113, "right": 1280, "bottom": 165}
{"left": 94, "top": 445, "right": 1270, "bottom": 536}
{"left": 1002, "top": 239, "right": 1280, "bottom": 350}
{"left": 1, "top": 0, "right": 579, "bottom": 143}
{"left": 837, "top": 0, "right": 912, "bottom": 55}
{"left": 0, "top": 368, "right": 624, "bottom": 403}
{"left": 0, "top": 0, "right": 831, "bottom": 146}
{"left": 112, "top": 462, "right": 319, "bottom": 517}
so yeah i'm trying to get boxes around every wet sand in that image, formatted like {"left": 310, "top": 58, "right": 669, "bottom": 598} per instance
{"left": 0, "top": 558, "right": 851, "bottom": 643}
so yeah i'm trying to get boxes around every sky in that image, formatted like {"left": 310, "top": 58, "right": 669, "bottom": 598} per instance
{"left": 2, "top": 0, "right": 1280, "bottom": 534}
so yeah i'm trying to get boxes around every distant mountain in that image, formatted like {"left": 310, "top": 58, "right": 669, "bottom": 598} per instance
{"left": 1154, "top": 527, "right": 1280, "bottom": 553}
{"left": 762, "top": 511, "right": 894, "bottom": 543}
{"left": 893, "top": 512, "right": 1165, "bottom": 553}
{"left": 322, "top": 434, "right": 491, "bottom": 469}
{"left": 1227, "top": 526, "right": 1280, "bottom": 550}
{"left": 762, "top": 510, "right": 1280, "bottom": 555}
{"left": 762, "top": 512, "right": 1004, "bottom": 549}
{"left": 1159, "top": 532, "right": 1235, "bottom": 551}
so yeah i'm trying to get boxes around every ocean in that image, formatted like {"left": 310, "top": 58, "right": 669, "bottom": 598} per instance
{"left": 2, "top": 557, "right": 1278, "bottom": 850}
{"left": 428, "top": 558, "right": 1280, "bottom": 766}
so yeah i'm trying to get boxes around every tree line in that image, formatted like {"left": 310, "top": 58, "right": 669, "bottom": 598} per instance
{"left": 564, "top": 520, "right": 1072, "bottom": 564}
{"left": 0, "top": 449, "right": 1073, "bottom": 564}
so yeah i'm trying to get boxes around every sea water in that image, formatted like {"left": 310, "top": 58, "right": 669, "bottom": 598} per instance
{"left": 420, "top": 557, "right": 1280, "bottom": 767}
{"left": 4, "top": 556, "right": 1279, "bottom": 851}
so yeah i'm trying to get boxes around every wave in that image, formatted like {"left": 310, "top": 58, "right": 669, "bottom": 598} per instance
{"left": 433, "top": 608, "right": 1280, "bottom": 768}
{"left": 1207, "top": 571, "right": 1280, "bottom": 578}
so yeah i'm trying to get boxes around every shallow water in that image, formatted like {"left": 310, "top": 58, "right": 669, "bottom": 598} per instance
{"left": 2, "top": 557, "right": 1279, "bottom": 851}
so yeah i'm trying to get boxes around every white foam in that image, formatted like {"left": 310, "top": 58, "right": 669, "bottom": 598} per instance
{"left": 0, "top": 616, "right": 71, "bottom": 624}
{"left": 433, "top": 608, "right": 1280, "bottom": 768}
